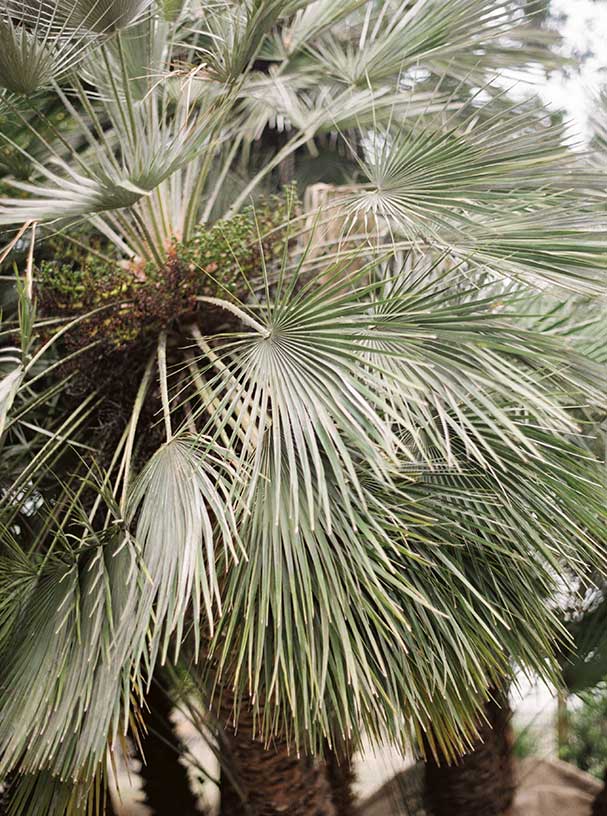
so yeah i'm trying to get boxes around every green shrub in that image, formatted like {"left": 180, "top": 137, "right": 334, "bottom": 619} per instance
{"left": 560, "top": 685, "right": 607, "bottom": 779}
{"left": 513, "top": 725, "right": 541, "bottom": 760}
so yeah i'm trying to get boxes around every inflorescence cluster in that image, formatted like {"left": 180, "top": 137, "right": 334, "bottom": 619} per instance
{"left": 37, "top": 190, "right": 296, "bottom": 362}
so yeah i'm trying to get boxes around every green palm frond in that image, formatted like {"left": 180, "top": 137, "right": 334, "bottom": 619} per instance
{"left": 210, "top": 427, "right": 606, "bottom": 757}
{"left": 0, "top": 0, "right": 152, "bottom": 98}
{"left": 0, "top": 1, "right": 102, "bottom": 96}
{"left": 0, "top": 527, "right": 138, "bottom": 781}
{"left": 301, "top": 0, "right": 559, "bottom": 88}
{"left": 0, "top": 534, "right": 37, "bottom": 650}
{"left": 7, "top": 0, "right": 153, "bottom": 34}
{"left": 336, "top": 109, "right": 605, "bottom": 292}
{"left": 563, "top": 593, "right": 607, "bottom": 694}
{"left": 0, "top": 18, "right": 82, "bottom": 95}
{"left": 197, "top": 0, "right": 292, "bottom": 83}
{"left": 61, "top": 0, "right": 155, "bottom": 33}
{"left": 352, "top": 110, "right": 577, "bottom": 227}
{"left": 0, "top": 75, "right": 230, "bottom": 225}
{"left": 261, "top": 0, "right": 366, "bottom": 57}
{"left": 0, "top": 399, "right": 240, "bottom": 785}
{"left": 447, "top": 209, "right": 607, "bottom": 294}
{"left": 194, "top": 264, "right": 408, "bottom": 524}
{"left": 127, "top": 435, "right": 242, "bottom": 660}
{"left": 196, "top": 257, "right": 606, "bottom": 754}
{"left": 6, "top": 768, "right": 108, "bottom": 816}
{"left": 196, "top": 254, "right": 601, "bottom": 486}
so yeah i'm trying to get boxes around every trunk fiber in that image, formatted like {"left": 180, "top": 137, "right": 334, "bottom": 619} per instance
{"left": 326, "top": 749, "right": 357, "bottom": 816}
{"left": 593, "top": 771, "right": 607, "bottom": 816}
{"left": 219, "top": 703, "right": 344, "bottom": 816}
{"left": 424, "top": 689, "right": 515, "bottom": 816}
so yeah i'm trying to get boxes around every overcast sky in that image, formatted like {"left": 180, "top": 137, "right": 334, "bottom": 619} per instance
{"left": 540, "top": 0, "right": 607, "bottom": 139}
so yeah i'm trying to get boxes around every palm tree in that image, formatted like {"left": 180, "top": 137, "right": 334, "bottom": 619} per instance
{"left": 424, "top": 686, "right": 514, "bottom": 816}
{"left": 424, "top": 280, "right": 607, "bottom": 816}
{"left": 548, "top": 101, "right": 607, "bottom": 816}
{"left": 0, "top": 2, "right": 606, "bottom": 815}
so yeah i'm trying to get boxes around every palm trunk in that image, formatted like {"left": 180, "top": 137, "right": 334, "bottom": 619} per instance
{"left": 219, "top": 703, "right": 337, "bottom": 816}
{"left": 326, "top": 748, "right": 357, "bottom": 816}
{"left": 593, "top": 770, "right": 607, "bottom": 816}
{"left": 424, "top": 688, "right": 514, "bottom": 816}
{"left": 138, "top": 672, "right": 201, "bottom": 816}
{"left": 105, "top": 787, "right": 118, "bottom": 816}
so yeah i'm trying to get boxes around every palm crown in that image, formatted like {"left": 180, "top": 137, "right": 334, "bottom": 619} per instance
{"left": 0, "top": 1, "right": 605, "bottom": 814}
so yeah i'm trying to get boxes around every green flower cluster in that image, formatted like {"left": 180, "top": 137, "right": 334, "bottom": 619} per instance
{"left": 37, "top": 190, "right": 296, "bottom": 357}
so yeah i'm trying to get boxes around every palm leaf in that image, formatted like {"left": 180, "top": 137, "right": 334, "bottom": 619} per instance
{"left": 305, "top": 0, "right": 553, "bottom": 87}
{"left": 210, "top": 428, "right": 606, "bottom": 757}
{"left": 60, "top": 0, "right": 154, "bottom": 33}
{"left": 0, "top": 528, "right": 140, "bottom": 781}
{"left": 0, "top": 365, "right": 23, "bottom": 437}
{"left": 563, "top": 593, "right": 607, "bottom": 694}
{"left": 126, "top": 435, "right": 242, "bottom": 662}
{"left": 0, "top": 4, "right": 99, "bottom": 95}
{"left": 6, "top": 768, "right": 109, "bottom": 816}
{"left": 0, "top": 2, "right": 605, "bottom": 813}
{"left": 6, "top": 0, "right": 153, "bottom": 34}
{"left": 197, "top": 0, "right": 293, "bottom": 83}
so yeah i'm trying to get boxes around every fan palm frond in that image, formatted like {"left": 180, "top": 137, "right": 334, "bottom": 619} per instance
{"left": 0, "top": 18, "right": 86, "bottom": 95}
{"left": 337, "top": 108, "right": 605, "bottom": 292}
{"left": 127, "top": 435, "right": 242, "bottom": 660}
{"left": 304, "top": 0, "right": 551, "bottom": 87}
{"left": 0, "top": 526, "right": 140, "bottom": 781}
{"left": 210, "top": 426, "right": 606, "bottom": 757}
{"left": 197, "top": 0, "right": 292, "bottom": 83}
{"left": 0, "top": 74, "right": 231, "bottom": 225}
{"left": 5, "top": 0, "right": 153, "bottom": 34}
{"left": 0, "top": 0, "right": 152, "bottom": 97}
{"left": 352, "top": 110, "right": 577, "bottom": 226}
{"left": 447, "top": 209, "right": 607, "bottom": 294}
{"left": 563, "top": 593, "right": 607, "bottom": 694}
{"left": 262, "top": 0, "right": 366, "bottom": 58}
{"left": 0, "top": 412, "right": 242, "bottom": 784}
{"left": 6, "top": 767, "right": 109, "bottom": 816}
{"left": 60, "top": 0, "right": 155, "bottom": 33}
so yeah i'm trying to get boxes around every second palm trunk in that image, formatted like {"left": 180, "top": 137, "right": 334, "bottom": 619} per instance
{"left": 425, "top": 689, "right": 514, "bottom": 816}
{"left": 218, "top": 697, "right": 356, "bottom": 816}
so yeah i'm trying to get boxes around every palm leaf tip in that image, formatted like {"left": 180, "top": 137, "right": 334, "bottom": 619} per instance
{"left": 126, "top": 436, "right": 242, "bottom": 661}
{"left": 0, "top": 365, "right": 24, "bottom": 437}
{"left": 65, "top": 0, "right": 154, "bottom": 32}
{"left": 0, "top": 1, "right": 110, "bottom": 94}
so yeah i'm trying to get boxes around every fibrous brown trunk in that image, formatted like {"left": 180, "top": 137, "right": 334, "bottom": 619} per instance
{"left": 593, "top": 771, "right": 607, "bottom": 816}
{"left": 219, "top": 704, "right": 337, "bottom": 816}
{"left": 424, "top": 688, "right": 515, "bottom": 816}
{"left": 326, "top": 744, "right": 357, "bottom": 816}
{"left": 138, "top": 672, "right": 201, "bottom": 816}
